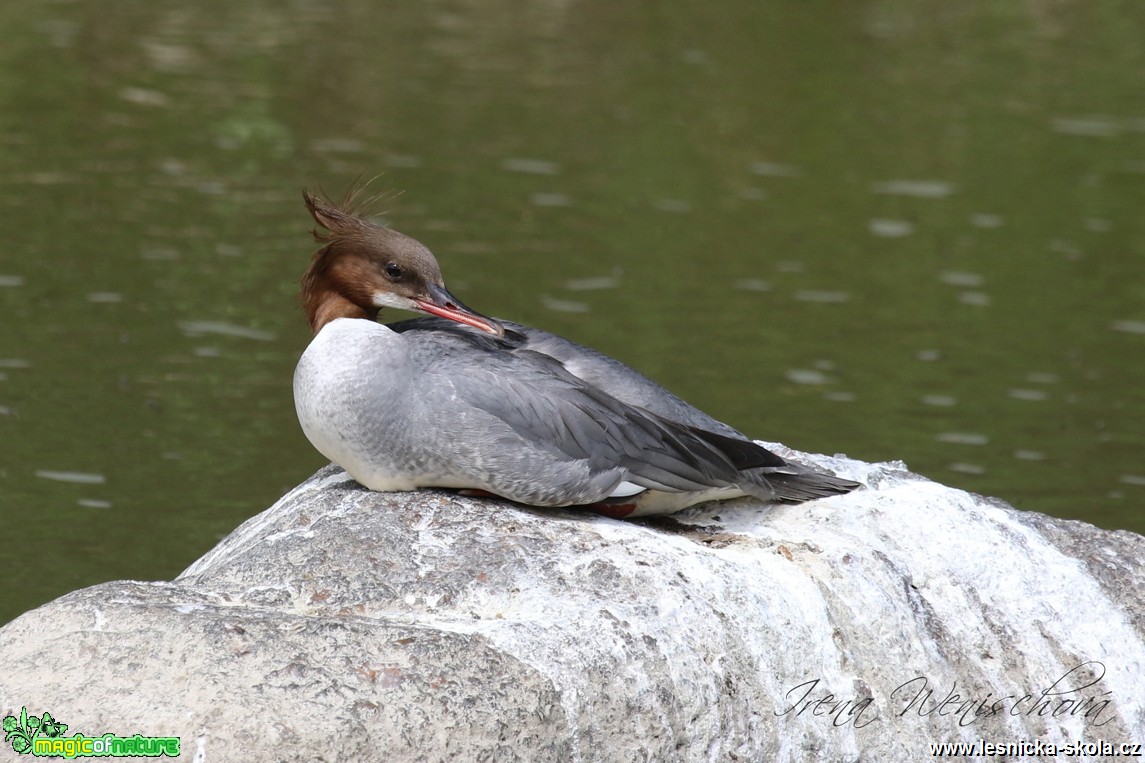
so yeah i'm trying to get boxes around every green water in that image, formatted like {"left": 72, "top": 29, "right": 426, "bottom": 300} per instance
{"left": 1, "top": 1, "right": 1143, "bottom": 625}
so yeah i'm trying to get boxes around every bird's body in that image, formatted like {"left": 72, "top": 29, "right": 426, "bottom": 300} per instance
{"left": 293, "top": 192, "right": 859, "bottom": 517}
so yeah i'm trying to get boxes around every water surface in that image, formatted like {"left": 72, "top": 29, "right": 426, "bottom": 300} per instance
{"left": 1, "top": 1, "right": 1143, "bottom": 624}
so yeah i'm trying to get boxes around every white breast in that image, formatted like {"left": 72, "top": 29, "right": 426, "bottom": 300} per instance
{"left": 294, "top": 320, "right": 421, "bottom": 491}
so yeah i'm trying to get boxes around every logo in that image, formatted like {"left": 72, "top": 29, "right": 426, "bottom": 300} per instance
{"left": 3, "top": 707, "right": 180, "bottom": 758}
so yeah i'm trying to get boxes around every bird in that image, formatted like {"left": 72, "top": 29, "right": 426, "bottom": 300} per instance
{"left": 293, "top": 192, "right": 859, "bottom": 518}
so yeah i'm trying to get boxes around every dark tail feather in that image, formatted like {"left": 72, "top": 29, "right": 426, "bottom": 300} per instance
{"left": 746, "top": 467, "right": 861, "bottom": 503}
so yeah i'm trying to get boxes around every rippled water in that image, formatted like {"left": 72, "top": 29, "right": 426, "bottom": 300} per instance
{"left": 1, "top": 1, "right": 1143, "bottom": 624}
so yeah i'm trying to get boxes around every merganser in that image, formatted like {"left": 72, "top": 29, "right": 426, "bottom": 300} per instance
{"left": 293, "top": 192, "right": 859, "bottom": 517}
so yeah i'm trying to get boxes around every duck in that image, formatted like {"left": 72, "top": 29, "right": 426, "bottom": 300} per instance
{"left": 293, "top": 192, "right": 859, "bottom": 517}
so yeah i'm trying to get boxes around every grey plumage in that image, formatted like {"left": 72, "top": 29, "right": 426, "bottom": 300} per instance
{"left": 386, "top": 317, "right": 860, "bottom": 504}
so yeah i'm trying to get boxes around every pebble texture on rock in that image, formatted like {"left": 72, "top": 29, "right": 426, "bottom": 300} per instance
{"left": 1, "top": 451, "right": 1142, "bottom": 762}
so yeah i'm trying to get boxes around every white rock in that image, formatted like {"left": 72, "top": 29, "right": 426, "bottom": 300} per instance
{"left": 1, "top": 454, "right": 1142, "bottom": 761}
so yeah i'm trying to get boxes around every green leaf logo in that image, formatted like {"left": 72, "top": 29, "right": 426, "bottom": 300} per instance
{"left": 39, "top": 712, "right": 66, "bottom": 738}
{"left": 4, "top": 707, "right": 45, "bottom": 755}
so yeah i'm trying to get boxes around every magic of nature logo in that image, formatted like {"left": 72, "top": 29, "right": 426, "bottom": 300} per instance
{"left": 3, "top": 706, "right": 180, "bottom": 758}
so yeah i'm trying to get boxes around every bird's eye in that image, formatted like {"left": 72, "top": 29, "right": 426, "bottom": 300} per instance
{"left": 384, "top": 263, "right": 403, "bottom": 280}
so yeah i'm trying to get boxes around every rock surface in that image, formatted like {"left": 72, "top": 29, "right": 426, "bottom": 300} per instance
{"left": 1, "top": 451, "right": 1143, "bottom": 762}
